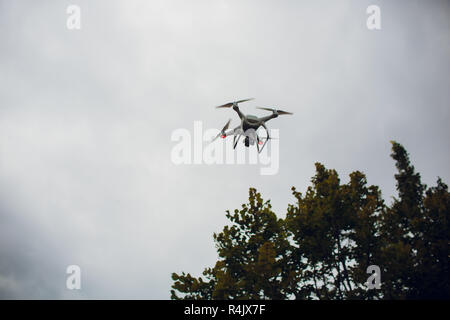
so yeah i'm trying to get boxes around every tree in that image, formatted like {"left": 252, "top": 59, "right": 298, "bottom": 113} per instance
{"left": 379, "top": 142, "right": 449, "bottom": 299}
{"left": 285, "top": 165, "right": 384, "bottom": 299}
{"left": 171, "top": 188, "right": 293, "bottom": 300}
{"left": 171, "top": 142, "right": 449, "bottom": 299}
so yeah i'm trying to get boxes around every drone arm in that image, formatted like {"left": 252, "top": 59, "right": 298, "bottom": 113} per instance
{"left": 260, "top": 113, "right": 278, "bottom": 123}
{"left": 232, "top": 105, "right": 245, "bottom": 119}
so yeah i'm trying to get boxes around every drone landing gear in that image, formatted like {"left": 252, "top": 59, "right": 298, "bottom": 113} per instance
{"left": 233, "top": 132, "right": 269, "bottom": 153}
{"left": 256, "top": 139, "right": 267, "bottom": 153}
{"left": 233, "top": 134, "right": 241, "bottom": 149}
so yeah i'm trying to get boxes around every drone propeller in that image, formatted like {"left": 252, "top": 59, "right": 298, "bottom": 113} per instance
{"left": 216, "top": 98, "right": 254, "bottom": 109}
{"left": 211, "top": 118, "right": 232, "bottom": 142}
{"left": 257, "top": 107, "right": 293, "bottom": 115}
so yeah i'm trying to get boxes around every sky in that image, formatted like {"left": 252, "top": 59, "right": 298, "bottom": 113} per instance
{"left": 0, "top": 0, "right": 449, "bottom": 299}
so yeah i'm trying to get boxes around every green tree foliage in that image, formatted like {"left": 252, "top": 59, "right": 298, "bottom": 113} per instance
{"left": 379, "top": 142, "right": 449, "bottom": 299}
{"left": 285, "top": 164, "right": 384, "bottom": 299}
{"left": 171, "top": 142, "right": 449, "bottom": 299}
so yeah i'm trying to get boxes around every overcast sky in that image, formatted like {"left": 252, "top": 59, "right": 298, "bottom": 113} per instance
{"left": 0, "top": 0, "right": 449, "bottom": 299}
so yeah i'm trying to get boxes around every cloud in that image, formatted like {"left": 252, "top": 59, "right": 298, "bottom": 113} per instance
{"left": 0, "top": 0, "right": 449, "bottom": 299}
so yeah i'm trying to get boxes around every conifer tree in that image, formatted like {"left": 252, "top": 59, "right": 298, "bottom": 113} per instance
{"left": 171, "top": 142, "right": 449, "bottom": 300}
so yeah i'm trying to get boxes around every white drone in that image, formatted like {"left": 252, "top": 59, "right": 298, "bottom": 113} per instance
{"left": 211, "top": 98, "right": 293, "bottom": 153}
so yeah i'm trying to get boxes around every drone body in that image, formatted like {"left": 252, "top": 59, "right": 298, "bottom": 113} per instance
{"left": 212, "top": 98, "right": 293, "bottom": 153}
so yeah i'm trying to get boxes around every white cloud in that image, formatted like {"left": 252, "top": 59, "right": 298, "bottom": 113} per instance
{"left": 0, "top": 0, "right": 449, "bottom": 299}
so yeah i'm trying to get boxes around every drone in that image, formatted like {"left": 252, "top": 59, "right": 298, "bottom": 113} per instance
{"left": 211, "top": 98, "right": 293, "bottom": 153}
